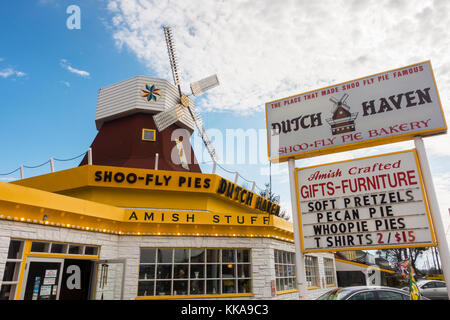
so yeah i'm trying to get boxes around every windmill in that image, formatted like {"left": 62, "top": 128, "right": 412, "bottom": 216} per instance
{"left": 153, "top": 26, "right": 220, "bottom": 164}
{"left": 326, "top": 93, "right": 358, "bottom": 135}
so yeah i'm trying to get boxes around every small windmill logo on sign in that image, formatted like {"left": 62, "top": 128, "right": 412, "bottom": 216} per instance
{"left": 325, "top": 93, "right": 358, "bottom": 135}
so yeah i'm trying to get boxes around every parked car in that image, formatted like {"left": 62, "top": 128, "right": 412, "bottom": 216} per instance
{"left": 401, "top": 280, "right": 448, "bottom": 300}
{"left": 317, "top": 286, "right": 429, "bottom": 300}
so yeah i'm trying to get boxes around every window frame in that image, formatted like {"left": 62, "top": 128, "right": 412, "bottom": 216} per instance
{"left": 304, "top": 255, "right": 320, "bottom": 289}
{"left": 0, "top": 240, "right": 25, "bottom": 300}
{"left": 137, "top": 248, "right": 252, "bottom": 299}
{"left": 142, "top": 128, "right": 156, "bottom": 142}
{"left": 323, "top": 257, "right": 336, "bottom": 287}
{"left": 274, "top": 250, "right": 297, "bottom": 294}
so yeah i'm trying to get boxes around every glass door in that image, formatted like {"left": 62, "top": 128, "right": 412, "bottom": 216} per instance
{"left": 21, "top": 258, "right": 64, "bottom": 300}
{"left": 92, "top": 259, "right": 125, "bottom": 300}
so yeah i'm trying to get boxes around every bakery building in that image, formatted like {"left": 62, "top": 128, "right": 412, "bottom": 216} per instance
{"left": 334, "top": 251, "right": 396, "bottom": 287}
{"left": 0, "top": 76, "right": 336, "bottom": 300}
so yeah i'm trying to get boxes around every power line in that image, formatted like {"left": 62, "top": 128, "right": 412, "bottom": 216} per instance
{"left": 0, "top": 150, "right": 277, "bottom": 200}
{"left": 0, "top": 167, "right": 21, "bottom": 176}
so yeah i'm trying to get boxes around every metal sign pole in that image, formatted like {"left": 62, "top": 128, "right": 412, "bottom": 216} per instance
{"left": 288, "top": 158, "right": 306, "bottom": 299}
{"left": 414, "top": 137, "right": 450, "bottom": 299}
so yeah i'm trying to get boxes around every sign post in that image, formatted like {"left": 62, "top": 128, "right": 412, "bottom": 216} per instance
{"left": 414, "top": 137, "right": 450, "bottom": 299}
{"left": 266, "top": 60, "right": 449, "bottom": 299}
{"left": 288, "top": 158, "right": 306, "bottom": 299}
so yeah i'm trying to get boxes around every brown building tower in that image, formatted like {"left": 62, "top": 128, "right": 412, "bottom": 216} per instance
{"left": 79, "top": 76, "right": 201, "bottom": 172}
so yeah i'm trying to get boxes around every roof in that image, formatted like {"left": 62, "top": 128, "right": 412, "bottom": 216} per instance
{"left": 335, "top": 258, "right": 396, "bottom": 274}
{"left": 4, "top": 165, "right": 293, "bottom": 240}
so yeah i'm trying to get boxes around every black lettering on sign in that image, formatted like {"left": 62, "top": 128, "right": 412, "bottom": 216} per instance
{"left": 114, "top": 172, "right": 125, "bottom": 183}
{"left": 144, "top": 212, "right": 154, "bottom": 221}
{"left": 127, "top": 173, "right": 137, "bottom": 184}
{"left": 104, "top": 171, "right": 112, "bottom": 182}
{"left": 217, "top": 178, "right": 227, "bottom": 194}
{"left": 128, "top": 212, "right": 138, "bottom": 220}
{"left": 362, "top": 87, "right": 432, "bottom": 116}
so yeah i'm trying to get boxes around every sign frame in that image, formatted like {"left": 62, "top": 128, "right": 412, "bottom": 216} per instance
{"left": 294, "top": 149, "right": 437, "bottom": 253}
{"left": 265, "top": 60, "right": 447, "bottom": 163}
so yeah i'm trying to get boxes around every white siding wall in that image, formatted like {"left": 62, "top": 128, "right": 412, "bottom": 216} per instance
{"left": 95, "top": 76, "right": 195, "bottom": 130}
{"left": 0, "top": 220, "right": 336, "bottom": 300}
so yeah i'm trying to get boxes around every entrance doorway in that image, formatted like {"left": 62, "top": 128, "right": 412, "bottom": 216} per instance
{"left": 21, "top": 258, "right": 94, "bottom": 300}
{"left": 92, "top": 259, "right": 125, "bottom": 300}
{"left": 22, "top": 258, "right": 64, "bottom": 300}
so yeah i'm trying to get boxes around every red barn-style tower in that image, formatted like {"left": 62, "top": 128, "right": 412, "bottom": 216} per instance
{"left": 79, "top": 76, "right": 201, "bottom": 172}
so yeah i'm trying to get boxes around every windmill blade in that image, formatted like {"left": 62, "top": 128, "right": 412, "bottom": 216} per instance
{"left": 161, "top": 27, "right": 219, "bottom": 163}
{"left": 163, "top": 26, "right": 181, "bottom": 89}
{"left": 190, "top": 74, "right": 220, "bottom": 96}
{"left": 153, "top": 104, "right": 184, "bottom": 132}
{"left": 186, "top": 106, "right": 219, "bottom": 162}
{"left": 330, "top": 97, "right": 339, "bottom": 104}
{"left": 339, "top": 93, "right": 349, "bottom": 104}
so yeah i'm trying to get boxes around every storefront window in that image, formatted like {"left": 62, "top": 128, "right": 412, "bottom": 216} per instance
{"left": 29, "top": 241, "right": 99, "bottom": 257}
{"left": 305, "top": 255, "right": 320, "bottom": 288}
{"left": 324, "top": 258, "right": 336, "bottom": 286}
{"left": 140, "top": 248, "right": 156, "bottom": 263}
{"left": 50, "top": 243, "right": 67, "bottom": 254}
{"left": 274, "top": 250, "right": 296, "bottom": 292}
{"left": 84, "top": 246, "right": 98, "bottom": 256}
{"left": 31, "top": 241, "right": 49, "bottom": 253}
{"left": 0, "top": 239, "right": 25, "bottom": 300}
{"left": 138, "top": 248, "right": 252, "bottom": 297}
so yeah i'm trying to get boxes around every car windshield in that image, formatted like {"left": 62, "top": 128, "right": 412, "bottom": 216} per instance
{"left": 317, "top": 288, "right": 350, "bottom": 300}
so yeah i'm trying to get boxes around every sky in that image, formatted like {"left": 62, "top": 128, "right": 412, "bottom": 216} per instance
{"left": 1, "top": 0, "right": 449, "bottom": 267}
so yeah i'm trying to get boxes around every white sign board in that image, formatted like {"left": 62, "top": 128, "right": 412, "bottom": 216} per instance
{"left": 295, "top": 149, "right": 436, "bottom": 252}
{"left": 265, "top": 61, "right": 447, "bottom": 162}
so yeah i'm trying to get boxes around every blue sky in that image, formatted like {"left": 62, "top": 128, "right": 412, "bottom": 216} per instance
{"left": 0, "top": 1, "right": 273, "bottom": 192}
{"left": 1, "top": 0, "right": 449, "bottom": 268}
{"left": 0, "top": 1, "right": 142, "bottom": 174}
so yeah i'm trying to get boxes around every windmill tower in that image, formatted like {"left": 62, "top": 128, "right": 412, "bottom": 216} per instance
{"left": 79, "top": 26, "right": 219, "bottom": 172}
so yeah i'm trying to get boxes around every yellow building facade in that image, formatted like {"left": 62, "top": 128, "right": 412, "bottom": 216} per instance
{"left": 0, "top": 164, "right": 337, "bottom": 300}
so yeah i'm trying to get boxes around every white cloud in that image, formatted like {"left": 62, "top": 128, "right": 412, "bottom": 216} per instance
{"left": 106, "top": 0, "right": 450, "bottom": 114}
{"left": 106, "top": 0, "right": 450, "bottom": 154}
{"left": 103, "top": 0, "right": 450, "bottom": 157}
{"left": 0, "top": 67, "right": 26, "bottom": 78}
{"left": 60, "top": 80, "right": 71, "bottom": 87}
{"left": 60, "top": 59, "right": 90, "bottom": 77}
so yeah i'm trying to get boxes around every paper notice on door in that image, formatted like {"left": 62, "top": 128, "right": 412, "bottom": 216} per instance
{"left": 39, "top": 285, "right": 52, "bottom": 296}
{"left": 43, "top": 277, "right": 56, "bottom": 285}
{"left": 45, "top": 269, "right": 57, "bottom": 278}
{"left": 32, "top": 276, "right": 41, "bottom": 300}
